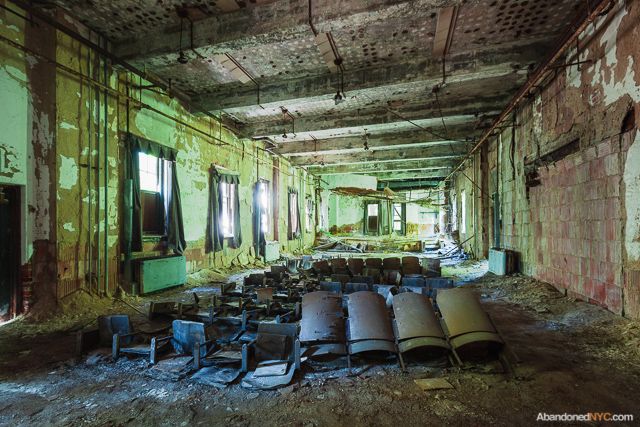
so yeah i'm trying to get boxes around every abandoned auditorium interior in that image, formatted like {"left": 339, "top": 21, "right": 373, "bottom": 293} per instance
{"left": 2, "top": 0, "right": 640, "bottom": 425}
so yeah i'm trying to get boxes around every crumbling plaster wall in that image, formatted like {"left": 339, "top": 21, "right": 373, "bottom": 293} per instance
{"left": 401, "top": 189, "right": 441, "bottom": 237}
{"left": 0, "top": 2, "right": 316, "bottom": 309}
{"left": 453, "top": 0, "right": 640, "bottom": 318}
{"left": 450, "top": 157, "right": 482, "bottom": 256}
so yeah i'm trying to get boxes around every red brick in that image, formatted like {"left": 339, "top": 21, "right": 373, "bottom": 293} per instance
{"left": 597, "top": 139, "right": 613, "bottom": 158}
{"left": 590, "top": 158, "right": 606, "bottom": 180}
{"left": 605, "top": 285, "right": 623, "bottom": 314}
{"left": 593, "top": 281, "right": 606, "bottom": 303}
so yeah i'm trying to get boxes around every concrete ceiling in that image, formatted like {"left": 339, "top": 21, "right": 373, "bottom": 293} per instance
{"left": 50, "top": 0, "right": 587, "bottom": 180}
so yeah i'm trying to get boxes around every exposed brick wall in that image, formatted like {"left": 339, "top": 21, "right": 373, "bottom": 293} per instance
{"left": 452, "top": 0, "right": 640, "bottom": 318}
{"left": 527, "top": 133, "right": 630, "bottom": 314}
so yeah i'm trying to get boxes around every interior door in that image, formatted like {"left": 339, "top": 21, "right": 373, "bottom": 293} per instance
{"left": 0, "top": 186, "right": 20, "bottom": 321}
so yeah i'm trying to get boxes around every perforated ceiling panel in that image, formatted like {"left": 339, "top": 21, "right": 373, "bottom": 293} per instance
{"left": 50, "top": 0, "right": 261, "bottom": 41}
{"left": 451, "top": 0, "right": 581, "bottom": 51}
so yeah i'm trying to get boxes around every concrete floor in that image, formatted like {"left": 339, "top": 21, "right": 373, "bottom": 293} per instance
{"left": 1, "top": 262, "right": 639, "bottom": 426}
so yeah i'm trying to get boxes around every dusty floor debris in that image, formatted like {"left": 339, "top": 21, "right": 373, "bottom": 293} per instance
{"left": 1, "top": 262, "right": 639, "bottom": 426}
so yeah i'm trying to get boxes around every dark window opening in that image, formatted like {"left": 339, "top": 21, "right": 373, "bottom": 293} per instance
{"left": 366, "top": 202, "right": 379, "bottom": 234}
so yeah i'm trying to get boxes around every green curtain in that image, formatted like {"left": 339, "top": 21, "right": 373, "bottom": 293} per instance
{"left": 206, "top": 169, "right": 241, "bottom": 253}
{"left": 205, "top": 169, "right": 222, "bottom": 254}
{"left": 378, "top": 200, "right": 391, "bottom": 236}
{"left": 167, "top": 161, "right": 186, "bottom": 255}
{"left": 125, "top": 133, "right": 185, "bottom": 255}
{"left": 126, "top": 139, "right": 143, "bottom": 252}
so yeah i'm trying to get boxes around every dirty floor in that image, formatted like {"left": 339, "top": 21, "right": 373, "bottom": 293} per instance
{"left": 1, "top": 264, "right": 640, "bottom": 426}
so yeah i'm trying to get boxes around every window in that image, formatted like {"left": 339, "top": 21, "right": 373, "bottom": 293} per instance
{"left": 393, "top": 203, "right": 405, "bottom": 233}
{"left": 257, "top": 181, "right": 269, "bottom": 233}
{"left": 138, "top": 152, "right": 167, "bottom": 235}
{"left": 366, "top": 203, "right": 379, "bottom": 234}
{"left": 460, "top": 189, "right": 467, "bottom": 234}
{"left": 220, "top": 182, "right": 235, "bottom": 238}
{"left": 451, "top": 193, "right": 458, "bottom": 231}
{"left": 288, "top": 191, "right": 300, "bottom": 239}
{"left": 139, "top": 152, "right": 160, "bottom": 192}
{"left": 305, "top": 198, "right": 314, "bottom": 231}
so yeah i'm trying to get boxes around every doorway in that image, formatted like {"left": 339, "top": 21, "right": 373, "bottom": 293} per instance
{"left": 0, "top": 185, "right": 21, "bottom": 321}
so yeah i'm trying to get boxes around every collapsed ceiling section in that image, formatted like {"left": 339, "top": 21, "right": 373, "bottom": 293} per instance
{"left": 49, "top": 0, "right": 588, "bottom": 185}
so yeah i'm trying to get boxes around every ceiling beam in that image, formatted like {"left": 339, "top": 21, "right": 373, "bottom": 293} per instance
{"left": 113, "top": 0, "right": 460, "bottom": 67}
{"left": 378, "top": 180, "right": 441, "bottom": 190}
{"left": 310, "top": 158, "right": 458, "bottom": 174}
{"left": 194, "top": 46, "right": 542, "bottom": 111}
{"left": 274, "top": 125, "right": 478, "bottom": 156}
{"left": 290, "top": 144, "right": 467, "bottom": 166}
{"left": 243, "top": 93, "right": 509, "bottom": 137}
{"left": 369, "top": 170, "right": 451, "bottom": 181}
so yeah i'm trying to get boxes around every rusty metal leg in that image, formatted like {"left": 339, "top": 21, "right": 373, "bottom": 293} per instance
{"left": 193, "top": 342, "right": 201, "bottom": 370}
{"left": 450, "top": 347, "right": 463, "bottom": 366}
{"left": 150, "top": 337, "right": 158, "bottom": 365}
{"left": 397, "top": 351, "right": 407, "bottom": 372}
{"left": 112, "top": 334, "right": 120, "bottom": 361}
{"left": 241, "top": 343, "right": 249, "bottom": 373}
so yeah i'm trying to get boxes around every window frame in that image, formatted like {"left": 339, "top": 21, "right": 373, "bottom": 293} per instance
{"left": 392, "top": 202, "right": 405, "bottom": 234}
{"left": 365, "top": 202, "right": 380, "bottom": 235}
{"left": 460, "top": 189, "right": 467, "bottom": 234}
{"left": 138, "top": 152, "right": 167, "bottom": 237}
{"left": 257, "top": 181, "right": 270, "bottom": 234}
{"left": 305, "top": 197, "right": 314, "bottom": 232}
{"left": 288, "top": 191, "right": 300, "bottom": 239}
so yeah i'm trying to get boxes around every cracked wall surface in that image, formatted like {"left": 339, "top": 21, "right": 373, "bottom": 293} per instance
{"left": 451, "top": 0, "right": 640, "bottom": 318}
{"left": 0, "top": 1, "right": 316, "bottom": 311}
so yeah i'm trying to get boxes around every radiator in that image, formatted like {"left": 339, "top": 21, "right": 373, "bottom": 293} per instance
{"left": 136, "top": 255, "right": 186, "bottom": 294}
{"left": 488, "top": 248, "right": 517, "bottom": 276}
{"left": 264, "top": 241, "right": 280, "bottom": 262}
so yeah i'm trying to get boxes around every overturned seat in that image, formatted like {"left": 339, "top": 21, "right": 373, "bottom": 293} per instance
{"left": 346, "top": 291, "right": 397, "bottom": 365}
{"left": 299, "top": 291, "right": 347, "bottom": 358}
{"left": 437, "top": 288, "right": 504, "bottom": 363}
{"left": 241, "top": 323, "right": 301, "bottom": 390}
{"left": 105, "top": 315, "right": 172, "bottom": 364}
{"left": 392, "top": 293, "right": 449, "bottom": 363}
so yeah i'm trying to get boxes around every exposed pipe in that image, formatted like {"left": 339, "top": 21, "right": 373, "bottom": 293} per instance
{"left": 87, "top": 43, "right": 94, "bottom": 293}
{"left": 0, "top": 31, "right": 303, "bottom": 180}
{"left": 444, "top": 0, "right": 612, "bottom": 182}
{"left": 95, "top": 32, "right": 102, "bottom": 292}
{"left": 103, "top": 34, "right": 110, "bottom": 297}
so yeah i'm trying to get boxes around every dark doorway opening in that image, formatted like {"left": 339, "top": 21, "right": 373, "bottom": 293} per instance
{"left": 0, "top": 185, "right": 21, "bottom": 321}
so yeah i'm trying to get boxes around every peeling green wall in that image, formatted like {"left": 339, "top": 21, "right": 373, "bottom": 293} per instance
{"left": 0, "top": 2, "right": 317, "bottom": 304}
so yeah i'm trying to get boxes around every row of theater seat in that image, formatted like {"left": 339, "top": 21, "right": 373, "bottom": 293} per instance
{"left": 311, "top": 256, "right": 441, "bottom": 279}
